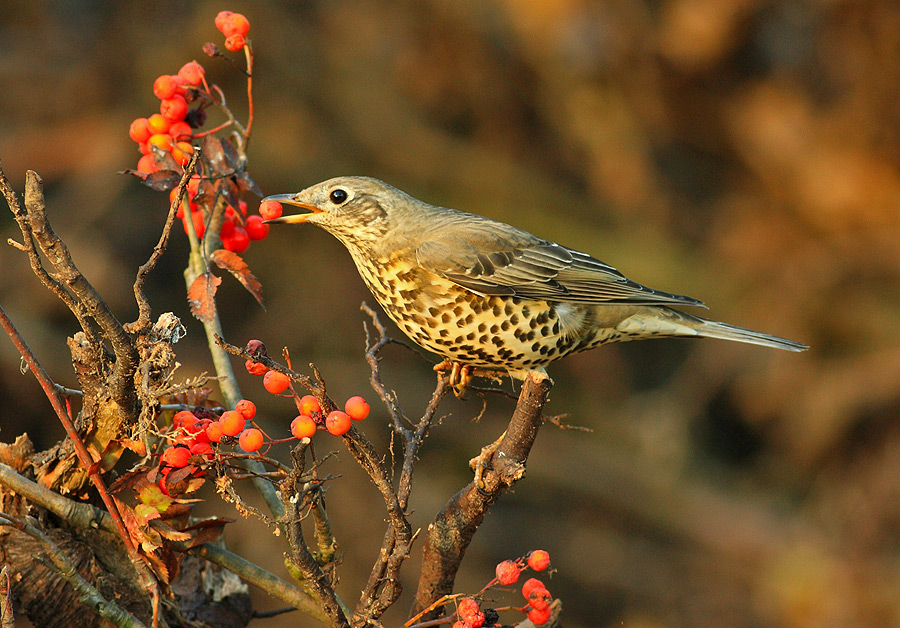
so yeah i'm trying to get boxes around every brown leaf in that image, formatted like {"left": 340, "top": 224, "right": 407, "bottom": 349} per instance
{"left": 179, "top": 517, "right": 230, "bottom": 549}
{"left": 211, "top": 249, "right": 264, "bottom": 307}
{"left": 187, "top": 272, "right": 222, "bottom": 324}
{"left": 150, "top": 145, "right": 180, "bottom": 172}
{"left": 220, "top": 137, "right": 242, "bottom": 171}
{"left": 201, "top": 135, "right": 228, "bottom": 175}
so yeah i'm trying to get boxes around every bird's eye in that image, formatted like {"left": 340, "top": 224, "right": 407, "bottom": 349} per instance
{"left": 330, "top": 189, "right": 348, "bottom": 204}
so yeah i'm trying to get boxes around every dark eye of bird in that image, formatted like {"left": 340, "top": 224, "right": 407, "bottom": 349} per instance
{"left": 330, "top": 189, "right": 348, "bottom": 204}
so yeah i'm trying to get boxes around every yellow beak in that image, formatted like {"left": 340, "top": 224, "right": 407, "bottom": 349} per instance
{"left": 261, "top": 194, "right": 323, "bottom": 224}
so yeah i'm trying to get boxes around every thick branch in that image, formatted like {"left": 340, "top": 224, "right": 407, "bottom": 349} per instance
{"left": 411, "top": 371, "right": 552, "bottom": 618}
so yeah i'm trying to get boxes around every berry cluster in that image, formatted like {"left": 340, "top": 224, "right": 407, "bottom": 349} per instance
{"left": 450, "top": 550, "right": 554, "bottom": 627}
{"left": 215, "top": 10, "right": 251, "bottom": 52}
{"left": 244, "top": 339, "right": 371, "bottom": 437}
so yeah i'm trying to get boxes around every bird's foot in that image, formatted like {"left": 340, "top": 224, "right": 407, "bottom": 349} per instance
{"left": 470, "top": 430, "right": 506, "bottom": 495}
{"left": 434, "top": 360, "right": 473, "bottom": 398}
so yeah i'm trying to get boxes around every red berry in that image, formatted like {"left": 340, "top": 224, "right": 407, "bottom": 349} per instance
{"left": 525, "top": 605, "right": 551, "bottom": 626}
{"left": 236, "top": 399, "right": 257, "bottom": 420}
{"left": 258, "top": 199, "right": 283, "bottom": 220}
{"left": 182, "top": 209, "right": 205, "bottom": 239}
{"left": 147, "top": 133, "right": 173, "bottom": 152}
{"left": 214, "top": 11, "right": 234, "bottom": 32}
{"left": 168, "top": 121, "right": 192, "bottom": 140}
{"left": 527, "top": 549, "right": 550, "bottom": 571}
{"left": 344, "top": 396, "right": 370, "bottom": 421}
{"left": 190, "top": 441, "right": 213, "bottom": 457}
{"left": 222, "top": 225, "right": 250, "bottom": 253}
{"left": 153, "top": 74, "right": 178, "bottom": 100}
{"left": 522, "top": 578, "right": 545, "bottom": 600}
{"left": 224, "top": 34, "right": 246, "bottom": 52}
{"left": 245, "top": 358, "right": 268, "bottom": 376}
{"left": 245, "top": 214, "right": 270, "bottom": 240}
{"left": 495, "top": 559, "right": 521, "bottom": 585}
{"left": 298, "top": 395, "right": 321, "bottom": 416}
{"left": 161, "top": 95, "right": 189, "bottom": 121}
{"left": 291, "top": 415, "right": 317, "bottom": 439}
{"left": 147, "top": 113, "right": 171, "bottom": 135}
{"left": 178, "top": 61, "right": 205, "bottom": 85}
{"left": 325, "top": 411, "right": 352, "bottom": 436}
{"left": 457, "top": 598, "right": 480, "bottom": 622}
{"left": 173, "top": 410, "right": 199, "bottom": 429}
{"left": 219, "top": 410, "right": 245, "bottom": 437}
{"left": 239, "top": 428, "right": 264, "bottom": 452}
{"left": 162, "top": 445, "right": 191, "bottom": 468}
{"left": 171, "top": 141, "right": 194, "bottom": 165}
{"left": 452, "top": 623, "right": 466, "bottom": 628}
{"left": 527, "top": 587, "right": 551, "bottom": 611}
{"left": 221, "top": 13, "right": 250, "bottom": 37}
{"left": 206, "top": 421, "right": 225, "bottom": 443}
{"left": 137, "top": 154, "right": 158, "bottom": 174}
{"left": 263, "top": 370, "right": 291, "bottom": 395}
{"left": 129, "top": 117, "right": 151, "bottom": 143}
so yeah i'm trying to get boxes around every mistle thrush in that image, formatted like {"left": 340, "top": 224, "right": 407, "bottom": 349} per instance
{"left": 265, "top": 177, "right": 806, "bottom": 379}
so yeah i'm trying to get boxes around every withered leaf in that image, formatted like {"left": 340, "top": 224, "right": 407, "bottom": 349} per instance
{"left": 202, "top": 135, "right": 229, "bottom": 175}
{"left": 187, "top": 272, "right": 222, "bottom": 324}
{"left": 220, "top": 137, "right": 242, "bottom": 171}
{"left": 211, "top": 249, "right": 264, "bottom": 307}
{"left": 150, "top": 145, "right": 180, "bottom": 172}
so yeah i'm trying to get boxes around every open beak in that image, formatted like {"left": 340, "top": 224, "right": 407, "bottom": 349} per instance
{"left": 262, "top": 193, "right": 323, "bottom": 224}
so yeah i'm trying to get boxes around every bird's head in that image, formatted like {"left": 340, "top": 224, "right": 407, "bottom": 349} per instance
{"left": 263, "top": 176, "right": 418, "bottom": 248}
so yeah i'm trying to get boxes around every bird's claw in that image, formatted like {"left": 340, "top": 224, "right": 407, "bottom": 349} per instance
{"left": 470, "top": 430, "right": 506, "bottom": 494}
{"left": 434, "top": 360, "right": 473, "bottom": 398}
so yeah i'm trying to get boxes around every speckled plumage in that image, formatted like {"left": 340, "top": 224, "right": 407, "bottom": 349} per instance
{"left": 265, "top": 177, "right": 806, "bottom": 378}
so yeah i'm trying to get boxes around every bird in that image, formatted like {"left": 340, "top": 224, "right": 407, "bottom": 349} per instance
{"left": 264, "top": 176, "right": 807, "bottom": 384}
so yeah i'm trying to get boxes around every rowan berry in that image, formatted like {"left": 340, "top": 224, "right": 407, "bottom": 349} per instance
{"left": 298, "top": 395, "right": 321, "bottom": 416}
{"left": 325, "top": 411, "right": 352, "bottom": 436}
{"left": 236, "top": 399, "right": 256, "bottom": 420}
{"left": 221, "top": 12, "right": 250, "bottom": 37}
{"left": 153, "top": 74, "right": 178, "bottom": 100}
{"left": 238, "top": 199, "right": 248, "bottom": 216}
{"left": 137, "top": 154, "right": 158, "bottom": 174}
{"left": 495, "top": 559, "right": 521, "bottom": 585}
{"left": 161, "top": 95, "right": 189, "bottom": 121}
{"left": 521, "top": 578, "right": 545, "bottom": 600}
{"left": 187, "top": 175, "right": 201, "bottom": 197}
{"left": 173, "top": 410, "right": 198, "bottom": 428}
{"left": 182, "top": 209, "right": 205, "bottom": 239}
{"left": 527, "top": 550, "right": 550, "bottom": 571}
{"left": 205, "top": 420, "right": 225, "bottom": 443}
{"left": 168, "top": 121, "right": 192, "bottom": 140}
{"left": 190, "top": 441, "right": 213, "bottom": 457}
{"left": 525, "top": 605, "right": 551, "bottom": 626}
{"left": 222, "top": 225, "right": 250, "bottom": 253}
{"left": 457, "top": 598, "right": 481, "bottom": 623}
{"left": 452, "top": 623, "right": 465, "bottom": 628}
{"left": 239, "top": 428, "right": 264, "bottom": 452}
{"left": 138, "top": 142, "right": 151, "bottom": 155}
{"left": 224, "top": 34, "right": 246, "bottom": 52}
{"left": 214, "top": 10, "right": 234, "bottom": 32}
{"left": 129, "top": 117, "right": 152, "bottom": 143}
{"left": 258, "top": 199, "right": 283, "bottom": 221}
{"left": 162, "top": 445, "right": 191, "bottom": 468}
{"left": 245, "top": 214, "right": 269, "bottom": 240}
{"left": 344, "top": 396, "right": 370, "bottom": 421}
{"left": 245, "top": 359, "right": 267, "bottom": 376}
{"left": 219, "top": 410, "right": 245, "bottom": 437}
{"left": 147, "top": 113, "right": 171, "bottom": 135}
{"left": 171, "top": 141, "right": 194, "bottom": 165}
{"left": 527, "top": 587, "right": 551, "bottom": 611}
{"left": 290, "top": 415, "right": 317, "bottom": 439}
{"left": 147, "top": 133, "right": 173, "bottom": 152}
{"left": 178, "top": 61, "right": 205, "bottom": 85}
{"left": 246, "top": 339, "right": 267, "bottom": 356}
{"left": 263, "top": 370, "right": 291, "bottom": 394}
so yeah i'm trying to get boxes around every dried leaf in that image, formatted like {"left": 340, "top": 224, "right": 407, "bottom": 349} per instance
{"left": 220, "top": 137, "right": 242, "bottom": 171}
{"left": 143, "top": 170, "right": 184, "bottom": 191}
{"left": 135, "top": 503, "right": 162, "bottom": 526}
{"left": 179, "top": 517, "right": 230, "bottom": 548}
{"left": 187, "top": 272, "right": 222, "bottom": 323}
{"left": 202, "top": 135, "right": 228, "bottom": 175}
{"left": 150, "top": 145, "right": 180, "bottom": 172}
{"left": 138, "top": 484, "right": 174, "bottom": 513}
{"left": 149, "top": 519, "right": 192, "bottom": 542}
{"left": 211, "top": 249, "right": 264, "bottom": 307}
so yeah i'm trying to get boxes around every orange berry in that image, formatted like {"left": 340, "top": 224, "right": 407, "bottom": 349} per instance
{"left": 222, "top": 225, "right": 250, "bottom": 253}
{"left": 224, "top": 34, "right": 246, "bottom": 52}
{"left": 325, "top": 411, "right": 352, "bottom": 436}
{"left": 291, "top": 415, "right": 317, "bottom": 439}
{"left": 178, "top": 61, "right": 205, "bottom": 85}
{"left": 187, "top": 175, "right": 201, "bottom": 197}
{"left": 344, "top": 396, "right": 370, "bottom": 421}
{"left": 215, "top": 10, "right": 234, "bottom": 32}
{"left": 129, "top": 117, "right": 151, "bottom": 143}
{"left": 527, "top": 587, "right": 551, "bottom": 611}
{"left": 205, "top": 421, "right": 225, "bottom": 443}
{"left": 522, "top": 578, "right": 545, "bottom": 600}
{"left": 138, "top": 141, "right": 151, "bottom": 155}
{"left": 245, "top": 215, "right": 269, "bottom": 240}
{"left": 236, "top": 399, "right": 257, "bottom": 420}
{"left": 137, "top": 154, "right": 158, "bottom": 174}
{"left": 258, "top": 199, "right": 283, "bottom": 221}
{"left": 245, "top": 359, "right": 267, "bottom": 376}
{"left": 168, "top": 121, "right": 192, "bottom": 140}
{"left": 525, "top": 606, "right": 551, "bottom": 626}
{"left": 153, "top": 74, "right": 178, "bottom": 100}
{"left": 182, "top": 209, "right": 206, "bottom": 239}
{"left": 263, "top": 370, "right": 291, "bottom": 394}
{"left": 495, "top": 559, "right": 521, "bottom": 585}
{"left": 147, "top": 133, "right": 172, "bottom": 152}
{"left": 219, "top": 410, "right": 245, "bottom": 437}
{"left": 173, "top": 410, "right": 198, "bottom": 428}
{"left": 171, "top": 141, "right": 194, "bottom": 165}
{"left": 147, "top": 113, "right": 171, "bottom": 134}
{"left": 160, "top": 95, "right": 189, "bottom": 121}
{"left": 238, "top": 428, "right": 264, "bottom": 452}
{"left": 298, "top": 395, "right": 321, "bottom": 416}
{"left": 162, "top": 445, "right": 191, "bottom": 468}
{"left": 190, "top": 441, "right": 213, "bottom": 457}
{"left": 527, "top": 550, "right": 550, "bottom": 571}
{"left": 222, "top": 13, "right": 250, "bottom": 37}
{"left": 457, "top": 598, "right": 480, "bottom": 622}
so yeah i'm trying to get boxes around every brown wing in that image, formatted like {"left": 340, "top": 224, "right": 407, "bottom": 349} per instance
{"left": 415, "top": 214, "right": 704, "bottom": 307}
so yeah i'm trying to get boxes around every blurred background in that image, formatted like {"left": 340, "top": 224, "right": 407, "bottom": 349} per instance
{"left": 1, "top": 1, "right": 898, "bottom": 627}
